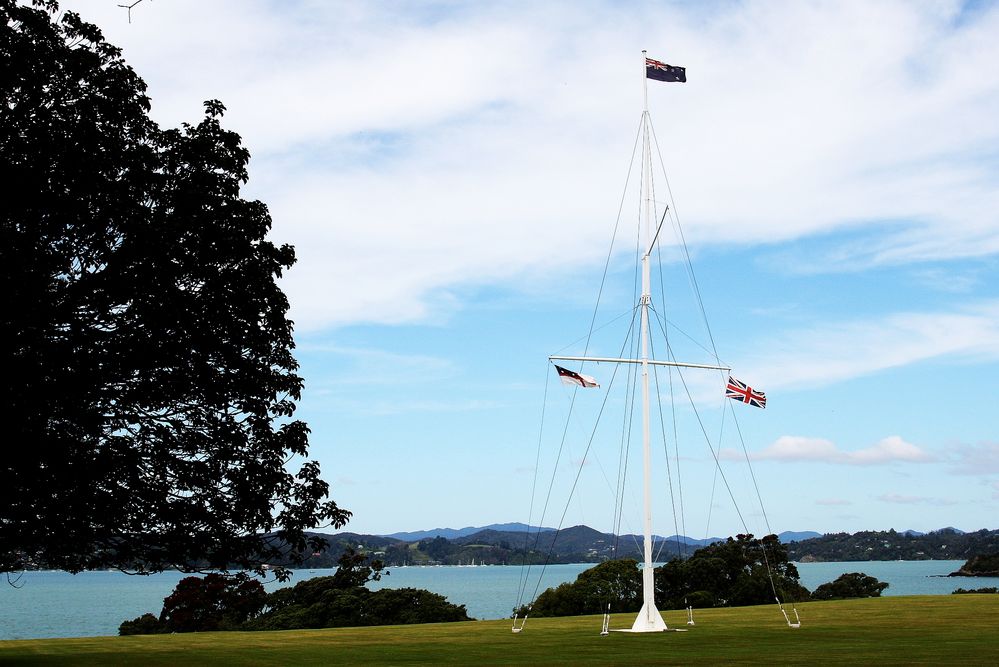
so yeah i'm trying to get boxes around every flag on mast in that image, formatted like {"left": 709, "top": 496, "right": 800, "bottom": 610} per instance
{"left": 645, "top": 57, "right": 686, "bottom": 83}
{"left": 726, "top": 376, "right": 766, "bottom": 408}
{"left": 555, "top": 365, "right": 599, "bottom": 388}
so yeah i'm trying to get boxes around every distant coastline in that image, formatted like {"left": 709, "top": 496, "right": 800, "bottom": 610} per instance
{"left": 317, "top": 524, "right": 999, "bottom": 569}
{"left": 12, "top": 525, "right": 997, "bottom": 572}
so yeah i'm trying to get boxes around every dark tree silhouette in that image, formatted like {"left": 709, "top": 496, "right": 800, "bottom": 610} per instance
{"left": 1, "top": 0, "right": 348, "bottom": 577}
{"left": 518, "top": 535, "right": 810, "bottom": 619}
{"left": 514, "top": 559, "right": 642, "bottom": 618}
{"left": 656, "top": 534, "right": 810, "bottom": 608}
{"left": 811, "top": 572, "right": 888, "bottom": 601}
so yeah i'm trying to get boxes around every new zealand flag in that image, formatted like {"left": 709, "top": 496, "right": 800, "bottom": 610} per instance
{"left": 646, "top": 57, "right": 686, "bottom": 83}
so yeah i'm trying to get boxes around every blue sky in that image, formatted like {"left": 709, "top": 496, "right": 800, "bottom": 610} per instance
{"left": 62, "top": 0, "right": 999, "bottom": 538}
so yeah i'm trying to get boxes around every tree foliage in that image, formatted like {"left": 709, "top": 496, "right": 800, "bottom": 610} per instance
{"left": 786, "top": 528, "right": 999, "bottom": 562}
{"left": 952, "top": 553, "right": 999, "bottom": 577}
{"left": 254, "top": 549, "right": 468, "bottom": 629}
{"left": 810, "top": 572, "right": 889, "bottom": 601}
{"left": 657, "top": 534, "right": 810, "bottom": 609}
{"left": 119, "top": 573, "right": 267, "bottom": 634}
{"left": 518, "top": 534, "right": 810, "bottom": 619}
{"left": 517, "top": 559, "right": 642, "bottom": 618}
{"left": 121, "top": 550, "right": 469, "bottom": 634}
{"left": 1, "top": 0, "right": 348, "bottom": 577}
{"left": 952, "top": 587, "right": 998, "bottom": 594}
{"left": 250, "top": 586, "right": 471, "bottom": 631}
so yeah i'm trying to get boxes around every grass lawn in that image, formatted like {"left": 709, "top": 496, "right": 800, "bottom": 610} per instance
{"left": 2, "top": 595, "right": 997, "bottom": 665}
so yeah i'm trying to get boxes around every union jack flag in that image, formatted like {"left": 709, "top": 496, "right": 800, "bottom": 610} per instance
{"left": 646, "top": 57, "right": 686, "bottom": 83}
{"left": 726, "top": 376, "right": 766, "bottom": 409}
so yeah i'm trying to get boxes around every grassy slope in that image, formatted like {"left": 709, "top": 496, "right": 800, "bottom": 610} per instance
{"left": 2, "top": 596, "right": 997, "bottom": 665}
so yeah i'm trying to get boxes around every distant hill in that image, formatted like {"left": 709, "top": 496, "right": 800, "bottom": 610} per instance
{"left": 778, "top": 530, "right": 822, "bottom": 543}
{"left": 383, "top": 523, "right": 721, "bottom": 547}
{"left": 786, "top": 528, "right": 999, "bottom": 562}
{"left": 456, "top": 525, "right": 723, "bottom": 562}
{"left": 381, "top": 523, "right": 554, "bottom": 541}
{"left": 294, "top": 525, "right": 724, "bottom": 567}
{"left": 288, "top": 525, "right": 999, "bottom": 569}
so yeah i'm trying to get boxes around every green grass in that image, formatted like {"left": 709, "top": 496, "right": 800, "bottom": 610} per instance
{"left": 2, "top": 595, "right": 998, "bottom": 665}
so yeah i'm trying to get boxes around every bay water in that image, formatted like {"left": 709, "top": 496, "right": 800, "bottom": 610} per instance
{"left": 2, "top": 560, "right": 996, "bottom": 640}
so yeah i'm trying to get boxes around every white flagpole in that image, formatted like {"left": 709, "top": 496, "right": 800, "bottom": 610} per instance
{"left": 630, "top": 49, "right": 668, "bottom": 633}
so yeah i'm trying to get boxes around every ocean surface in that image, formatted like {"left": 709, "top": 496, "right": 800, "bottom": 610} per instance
{"left": 2, "top": 560, "right": 997, "bottom": 640}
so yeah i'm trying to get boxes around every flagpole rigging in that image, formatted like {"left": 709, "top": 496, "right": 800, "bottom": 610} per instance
{"left": 538, "top": 51, "right": 695, "bottom": 635}
{"left": 525, "top": 51, "right": 781, "bottom": 637}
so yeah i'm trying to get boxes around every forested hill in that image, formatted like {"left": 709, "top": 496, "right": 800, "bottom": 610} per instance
{"left": 281, "top": 526, "right": 999, "bottom": 569}
{"left": 785, "top": 528, "right": 999, "bottom": 562}
{"left": 296, "top": 526, "right": 720, "bottom": 568}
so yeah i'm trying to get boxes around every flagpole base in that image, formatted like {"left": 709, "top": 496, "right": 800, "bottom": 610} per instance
{"left": 622, "top": 601, "right": 668, "bottom": 633}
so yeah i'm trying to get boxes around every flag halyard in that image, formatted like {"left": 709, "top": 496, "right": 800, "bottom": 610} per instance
{"left": 726, "top": 376, "right": 766, "bottom": 409}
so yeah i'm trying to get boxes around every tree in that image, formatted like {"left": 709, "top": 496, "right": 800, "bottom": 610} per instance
{"left": 1, "top": 0, "right": 348, "bottom": 577}
{"left": 418, "top": 536, "right": 454, "bottom": 562}
{"left": 953, "top": 553, "right": 999, "bottom": 577}
{"left": 811, "top": 572, "right": 888, "bottom": 601}
{"left": 244, "top": 550, "right": 470, "bottom": 631}
{"left": 263, "top": 548, "right": 384, "bottom": 617}
{"left": 656, "top": 534, "right": 810, "bottom": 609}
{"left": 329, "top": 548, "right": 385, "bottom": 588}
{"left": 249, "top": 586, "right": 472, "bottom": 631}
{"left": 119, "top": 573, "right": 268, "bottom": 634}
{"left": 515, "top": 559, "right": 642, "bottom": 618}
{"left": 159, "top": 574, "right": 268, "bottom": 632}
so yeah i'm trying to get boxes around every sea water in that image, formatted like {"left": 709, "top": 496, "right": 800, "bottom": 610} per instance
{"left": 2, "top": 560, "right": 997, "bottom": 640}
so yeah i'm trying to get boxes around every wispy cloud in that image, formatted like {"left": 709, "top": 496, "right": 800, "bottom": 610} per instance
{"left": 949, "top": 442, "right": 999, "bottom": 475}
{"left": 877, "top": 493, "right": 957, "bottom": 506}
{"left": 754, "top": 435, "right": 934, "bottom": 465}
{"left": 299, "top": 343, "right": 458, "bottom": 386}
{"left": 741, "top": 301, "right": 999, "bottom": 391}
{"left": 322, "top": 397, "right": 499, "bottom": 418}
{"left": 910, "top": 268, "right": 981, "bottom": 294}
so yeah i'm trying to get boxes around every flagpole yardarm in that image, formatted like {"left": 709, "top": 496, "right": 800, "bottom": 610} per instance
{"left": 550, "top": 355, "right": 729, "bottom": 371}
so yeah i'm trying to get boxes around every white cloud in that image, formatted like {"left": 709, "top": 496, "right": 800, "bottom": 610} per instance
{"left": 740, "top": 301, "right": 999, "bottom": 391}
{"left": 755, "top": 435, "right": 934, "bottom": 465}
{"left": 60, "top": 1, "right": 999, "bottom": 331}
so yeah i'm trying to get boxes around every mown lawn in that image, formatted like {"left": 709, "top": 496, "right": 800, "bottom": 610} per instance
{"left": 2, "top": 595, "right": 997, "bottom": 665}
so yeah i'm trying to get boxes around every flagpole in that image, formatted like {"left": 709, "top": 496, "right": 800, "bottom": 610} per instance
{"left": 630, "top": 49, "right": 667, "bottom": 633}
{"left": 642, "top": 49, "right": 649, "bottom": 115}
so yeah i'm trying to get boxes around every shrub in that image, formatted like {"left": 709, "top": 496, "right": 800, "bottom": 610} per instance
{"left": 118, "top": 613, "right": 164, "bottom": 636}
{"left": 952, "top": 587, "right": 998, "bottom": 594}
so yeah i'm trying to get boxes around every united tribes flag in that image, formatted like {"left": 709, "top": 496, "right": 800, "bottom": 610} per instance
{"left": 555, "top": 365, "right": 600, "bottom": 388}
{"left": 646, "top": 57, "right": 686, "bottom": 83}
{"left": 726, "top": 376, "right": 766, "bottom": 409}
